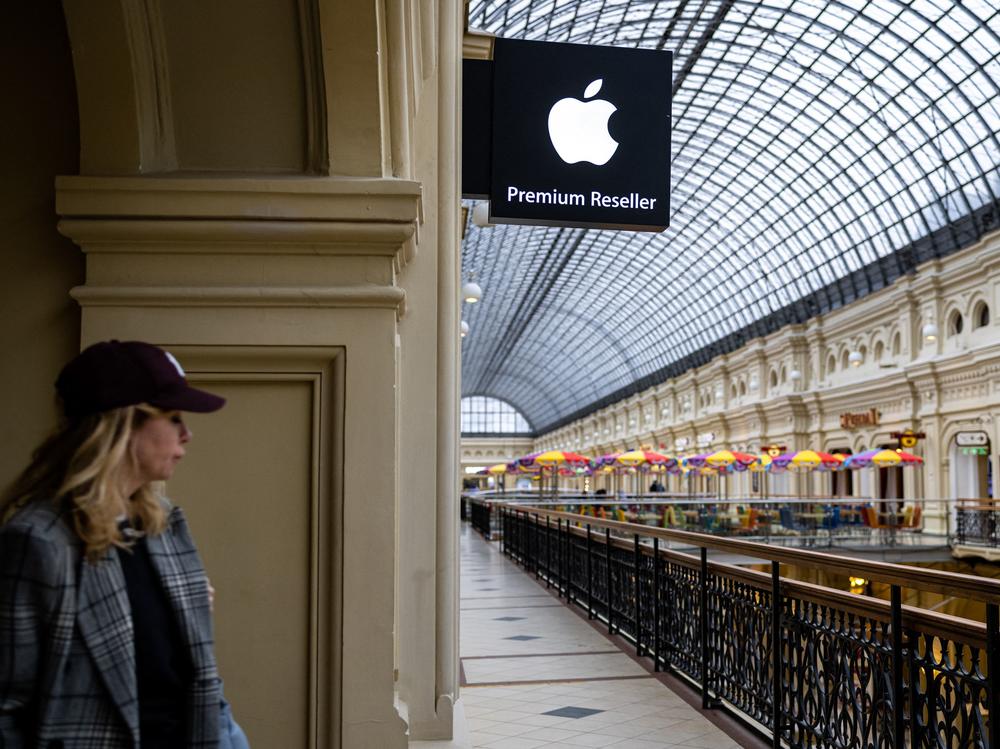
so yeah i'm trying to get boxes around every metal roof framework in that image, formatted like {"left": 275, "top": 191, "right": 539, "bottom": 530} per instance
{"left": 461, "top": 0, "right": 1000, "bottom": 435}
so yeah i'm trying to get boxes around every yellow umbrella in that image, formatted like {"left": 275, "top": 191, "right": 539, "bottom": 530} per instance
{"left": 616, "top": 449, "right": 675, "bottom": 467}
{"left": 705, "top": 450, "right": 758, "bottom": 471}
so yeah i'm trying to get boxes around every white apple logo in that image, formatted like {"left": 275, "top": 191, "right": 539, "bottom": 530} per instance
{"left": 547, "top": 78, "right": 619, "bottom": 166}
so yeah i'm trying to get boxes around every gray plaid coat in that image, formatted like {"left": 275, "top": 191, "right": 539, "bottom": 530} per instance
{"left": 0, "top": 500, "right": 222, "bottom": 748}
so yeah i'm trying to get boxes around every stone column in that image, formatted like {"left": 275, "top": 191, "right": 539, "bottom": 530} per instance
{"left": 58, "top": 175, "right": 420, "bottom": 748}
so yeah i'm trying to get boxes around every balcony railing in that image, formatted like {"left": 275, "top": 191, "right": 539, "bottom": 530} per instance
{"left": 495, "top": 504, "right": 999, "bottom": 749}
{"left": 464, "top": 492, "right": 941, "bottom": 549}
{"left": 954, "top": 499, "right": 1000, "bottom": 549}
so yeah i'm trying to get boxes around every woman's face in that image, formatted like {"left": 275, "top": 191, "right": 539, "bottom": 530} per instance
{"left": 130, "top": 410, "right": 192, "bottom": 486}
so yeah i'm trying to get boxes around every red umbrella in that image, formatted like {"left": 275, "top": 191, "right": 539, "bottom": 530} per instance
{"left": 616, "top": 449, "right": 676, "bottom": 468}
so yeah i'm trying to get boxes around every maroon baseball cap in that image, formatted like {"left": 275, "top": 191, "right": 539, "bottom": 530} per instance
{"left": 56, "top": 341, "right": 226, "bottom": 419}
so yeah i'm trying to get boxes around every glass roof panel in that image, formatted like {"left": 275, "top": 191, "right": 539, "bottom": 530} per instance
{"left": 463, "top": 0, "right": 1000, "bottom": 433}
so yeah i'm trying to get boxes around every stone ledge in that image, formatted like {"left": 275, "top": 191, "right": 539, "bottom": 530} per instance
{"left": 70, "top": 284, "right": 406, "bottom": 314}
{"left": 58, "top": 219, "right": 414, "bottom": 257}
{"left": 56, "top": 175, "right": 422, "bottom": 225}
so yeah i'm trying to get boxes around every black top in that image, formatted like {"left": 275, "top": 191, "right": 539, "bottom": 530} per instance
{"left": 117, "top": 533, "right": 193, "bottom": 747}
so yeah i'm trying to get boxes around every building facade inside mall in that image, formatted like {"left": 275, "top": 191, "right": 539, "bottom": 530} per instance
{"left": 2, "top": 0, "right": 999, "bottom": 747}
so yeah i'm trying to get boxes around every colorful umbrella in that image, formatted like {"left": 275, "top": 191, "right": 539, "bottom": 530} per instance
{"left": 704, "top": 450, "right": 758, "bottom": 472}
{"left": 533, "top": 450, "right": 591, "bottom": 467}
{"left": 487, "top": 463, "right": 508, "bottom": 475}
{"left": 770, "top": 450, "right": 841, "bottom": 472}
{"left": 812, "top": 451, "right": 849, "bottom": 471}
{"left": 748, "top": 454, "right": 772, "bottom": 472}
{"left": 507, "top": 460, "right": 539, "bottom": 474}
{"left": 844, "top": 449, "right": 923, "bottom": 469}
{"left": 616, "top": 449, "right": 676, "bottom": 468}
{"left": 679, "top": 455, "right": 719, "bottom": 476}
{"left": 681, "top": 452, "right": 713, "bottom": 469}
{"left": 594, "top": 452, "right": 622, "bottom": 467}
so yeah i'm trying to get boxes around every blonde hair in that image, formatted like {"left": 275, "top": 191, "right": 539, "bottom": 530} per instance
{"left": 1, "top": 404, "right": 168, "bottom": 561}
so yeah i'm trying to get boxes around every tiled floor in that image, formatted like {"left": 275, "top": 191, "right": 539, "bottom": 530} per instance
{"left": 457, "top": 523, "right": 749, "bottom": 749}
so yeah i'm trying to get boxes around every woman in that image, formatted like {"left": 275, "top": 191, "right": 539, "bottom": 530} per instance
{"left": 0, "top": 340, "right": 247, "bottom": 748}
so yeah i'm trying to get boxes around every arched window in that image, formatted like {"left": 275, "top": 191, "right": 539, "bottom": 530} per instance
{"left": 739, "top": 380, "right": 747, "bottom": 396}
{"left": 769, "top": 369, "right": 778, "bottom": 388}
{"left": 826, "top": 354, "right": 836, "bottom": 376}
{"left": 780, "top": 366, "right": 787, "bottom": 384}
{"left": 840, "top": 350, "right": 850, "bottom": 370}
{"left": 461, "top": 396, "right": 532, "bottom": 434}
{"left": 874, "top": 341, "right": 884, "bottom": 362}
{"left": 948, "top": 310, "right": 964, "bottom": 336}
{"left": 974, "top": 302, "right": 990, "bottom": 329}
{"left": 891, "top": 332, "right": 901, "bottom": 357}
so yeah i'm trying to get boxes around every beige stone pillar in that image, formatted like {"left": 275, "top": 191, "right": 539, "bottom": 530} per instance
{"left": 57, "top": 176, "right": 420, "bottom": 748}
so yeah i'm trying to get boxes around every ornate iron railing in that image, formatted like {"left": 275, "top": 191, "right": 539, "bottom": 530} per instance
{"left": 954, "top": 500, "right": 1000, "bottom": 549}
{"left": 469, "top": 498, "right": 494, "bottom": 539}
{"left": 498, "top": 505, "right": 1000, "bottom": 749}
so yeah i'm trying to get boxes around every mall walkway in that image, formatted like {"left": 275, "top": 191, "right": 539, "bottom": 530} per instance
{"left": 454, "top": 522, "right": 763, "bottom": 749}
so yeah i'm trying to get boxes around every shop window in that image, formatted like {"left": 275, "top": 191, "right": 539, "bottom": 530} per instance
{"left": 877, "top": 444, "right": 904, "bottom": 500}
{"left": 948, "top": 310, "right": 964, "bottom": 336}
{"left": 950, "top": 434, "right": 992, "bottom": 499}
{"left": 829, "top": 448, "right": 853, "bottom": 496}
{"left": 974, "top": 302, "right": 990, "bottom": 329}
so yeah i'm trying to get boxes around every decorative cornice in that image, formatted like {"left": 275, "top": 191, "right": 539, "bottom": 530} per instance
{"left": 55, "top": 176, "right": 422, "bottom": 226}
{"left": 56, "top": 177, "right": 422, "bottom": 314}
{"left": 70, "top": 284, "right": 407, "bottom": 314}
{"left": 58, "top": 219, "right": 415, "bottom": 257}
{"left": 463, "top": 29, "right": 493, "bottom": 60}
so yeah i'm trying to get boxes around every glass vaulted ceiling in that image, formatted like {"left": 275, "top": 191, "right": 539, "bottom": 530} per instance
{"left": 461, "top": 0, "right": 1000, "bottom": 435}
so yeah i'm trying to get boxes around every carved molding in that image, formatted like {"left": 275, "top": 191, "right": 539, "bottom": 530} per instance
{"left": 121, "top": 0, "right": 177, "bottom": 172}
{"left": 56, "top": 176, "right": 422, "bottom": 226}
{"left": 463, "top": 29, "right": 493, "bottom": 60}
{"left": 70, "top": 284, "right": 406, "bottom": 312}
{"left": 57, "top": 176, "right": 422, "bottom": 320}
{"left": 58, "top": 219, "right": 415, "bottom": 258}
{"left": 297, "top": 0, "right": 329, "bottom": 174}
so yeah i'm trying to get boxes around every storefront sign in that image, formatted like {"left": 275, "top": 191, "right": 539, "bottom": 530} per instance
{"left": 762, "top": 444, "right": 786, "bottom": 458}
{"left": 840, "top": 408, "right": 880, "bottom": 429}
{"left": 890, "top": 428, "right": 925, "bottom": 449}
{"left": 674, "top": 437, "right": 690, "bottom": 450}
{"left": 696, "top": 432, "right": 716, "bottom": 447}
{"left": 956, "top": 431, "right": 989, "bottom": 447}
{"left": 488, "top": 38, "right": 672, "bottom": 231}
